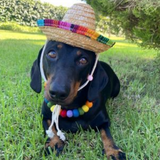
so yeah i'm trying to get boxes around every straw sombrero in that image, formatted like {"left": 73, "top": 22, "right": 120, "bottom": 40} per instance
{"left": 37, "top": 3, "right": 115, "bottom": 53}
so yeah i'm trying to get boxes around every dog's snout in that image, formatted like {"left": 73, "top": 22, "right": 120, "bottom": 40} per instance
{"left": 49, "top": 84, "right": 70, "bottom": 100}
{"left": 49, "top": 90, "right": 68, "bottom": 99}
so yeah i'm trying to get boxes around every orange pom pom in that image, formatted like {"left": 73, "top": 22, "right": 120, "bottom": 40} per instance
{"left": 85, "top": 101, "right": 93, "bottom": 108}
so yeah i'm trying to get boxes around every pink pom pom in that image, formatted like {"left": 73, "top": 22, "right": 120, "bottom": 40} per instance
{"left": 87, "top": 75, "right": 93, "bottom": 81}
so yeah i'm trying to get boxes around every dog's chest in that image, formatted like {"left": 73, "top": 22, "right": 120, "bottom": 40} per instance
{"left": 58, "top": 109, "right": 109, "bottom": 133}
{"left": 59, "top": 117, "right": 88, "bottom": 133}
{"left": 42, "top": 100, "right": 109, "bottom": 133}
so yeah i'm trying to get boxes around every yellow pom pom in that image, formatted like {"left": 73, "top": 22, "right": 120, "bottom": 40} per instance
{"left": 82, "top": 105, "right": 89, "bottom": 112}
{"left": 50, "top": 105, "right": 55, "bottom": 112}
{"left": 85, "top": 101, "right": 93, "bottom": 108}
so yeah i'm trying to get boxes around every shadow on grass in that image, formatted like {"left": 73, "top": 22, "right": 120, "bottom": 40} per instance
{"left": 101, "top": 52, "right": 160, "bottom": 103}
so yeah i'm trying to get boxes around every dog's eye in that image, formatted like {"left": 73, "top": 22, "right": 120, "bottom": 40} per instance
{"left": 79, "top": 57, "right": 88, "bottom": 65}
{"left": 48, "top": 51, "right": 57, "bottom": 58}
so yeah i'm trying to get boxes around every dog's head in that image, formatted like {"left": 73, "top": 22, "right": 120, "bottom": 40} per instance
{"left": 30, "top": 41, "right": 108, "bottom": 105}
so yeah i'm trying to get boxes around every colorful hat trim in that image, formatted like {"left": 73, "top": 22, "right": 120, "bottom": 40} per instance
{"left": 37, "top": 19, "right": 115, "bottom": 47}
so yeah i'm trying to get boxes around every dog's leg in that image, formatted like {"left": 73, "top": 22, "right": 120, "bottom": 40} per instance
{"left": 44, "top": 120, "right": 64, "bottom": 156}
{"left": 100, "top": 125, "right": 126, "bottom": 160}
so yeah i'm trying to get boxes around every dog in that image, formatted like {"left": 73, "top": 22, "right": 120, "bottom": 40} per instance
{"left": 30, "top": 41, "right": 126, "bottom": 160}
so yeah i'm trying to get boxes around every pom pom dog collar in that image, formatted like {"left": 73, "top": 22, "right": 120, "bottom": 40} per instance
{"left": 44, "top": 97, "right": 93, "bottom": 118}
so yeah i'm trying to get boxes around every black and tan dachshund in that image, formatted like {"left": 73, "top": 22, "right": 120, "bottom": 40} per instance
{"left": 30, "top": 41, "right": 126, "bottom": 160}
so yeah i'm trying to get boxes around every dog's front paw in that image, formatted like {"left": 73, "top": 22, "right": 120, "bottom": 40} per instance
{"left": 45, "top": 137, "right": 65, "bottom": 156}
{"left": 103, "top": 148, "right": 126, "bottom": 160}
{"left": 110, "top": 149, "right": 126, "bottom": 160}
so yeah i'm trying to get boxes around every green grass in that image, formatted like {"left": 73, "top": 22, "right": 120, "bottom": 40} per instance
{"left": 0, "top": 29, "right": 160, "bottom": 160}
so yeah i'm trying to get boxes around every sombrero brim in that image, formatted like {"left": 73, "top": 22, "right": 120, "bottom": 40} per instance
{"left": 37, "top": 19, "right": 115, "bottom": 53}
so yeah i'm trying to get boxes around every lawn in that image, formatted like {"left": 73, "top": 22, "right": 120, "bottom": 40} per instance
{"left": 0, "top": 30, "right": 160, "bottom": 160}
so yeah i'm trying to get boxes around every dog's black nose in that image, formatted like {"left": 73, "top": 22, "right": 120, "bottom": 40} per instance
{"left": 49, "top": 90, "right": 68, "bottom": 99}
{"left": 49, "top": 84, "right": 69, "bottom": 100}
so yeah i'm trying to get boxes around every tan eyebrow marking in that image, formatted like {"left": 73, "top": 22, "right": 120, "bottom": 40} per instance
{"left": 57, "top": 44, "right": 63, "bottom": 49}
{"left": 76, "top": 50, "right": 82, "bottom": 56}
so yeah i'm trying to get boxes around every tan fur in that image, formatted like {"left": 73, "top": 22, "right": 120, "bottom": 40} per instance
{"left": 45, "top": 120, "right": 64, "bottom": 149}
{"left": 45, "top": 76, "right": 80, "bottom": 104}
{"left": 73, "top": 82, "right": 81, "bottom": 97}
{"left": 63, "top": 81, "right": 80, "bottom": 104}
{"left": 44, "top": 77, "right": 52, "bottom": 100}
{"left": 57, "top": 44, "right": 63, "bottom": 49}
{"left": 101, "top": 129, "right": 123, "bottom": 159}
{"left": 76, "top": 50, "right": 82, "bottom": 56}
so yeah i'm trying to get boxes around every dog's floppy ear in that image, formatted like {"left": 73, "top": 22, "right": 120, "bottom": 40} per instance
{"left": 88, "top": 62, "right": 108, "bottom": 101}
{"left": 30, "top": 48, "right": 43, "bottom": 93}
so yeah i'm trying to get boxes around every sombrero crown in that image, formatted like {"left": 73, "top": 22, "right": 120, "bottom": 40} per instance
{"left": 37, "top": 3, "right": 115, "bottom": 53}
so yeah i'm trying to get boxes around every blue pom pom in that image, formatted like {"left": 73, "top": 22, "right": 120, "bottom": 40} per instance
{"left": 44, "top": 98, "right": 49, "bottom": 104}
{"left": 73, "top": 109, "right": 79, "bottom": 117}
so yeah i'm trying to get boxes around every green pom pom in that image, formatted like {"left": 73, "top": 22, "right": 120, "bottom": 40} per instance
{"left": 78, "top": 108, "right": 84, "bottom": 115}
{"left": 47, "top": 102, "right": 54, "bottom": 108}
